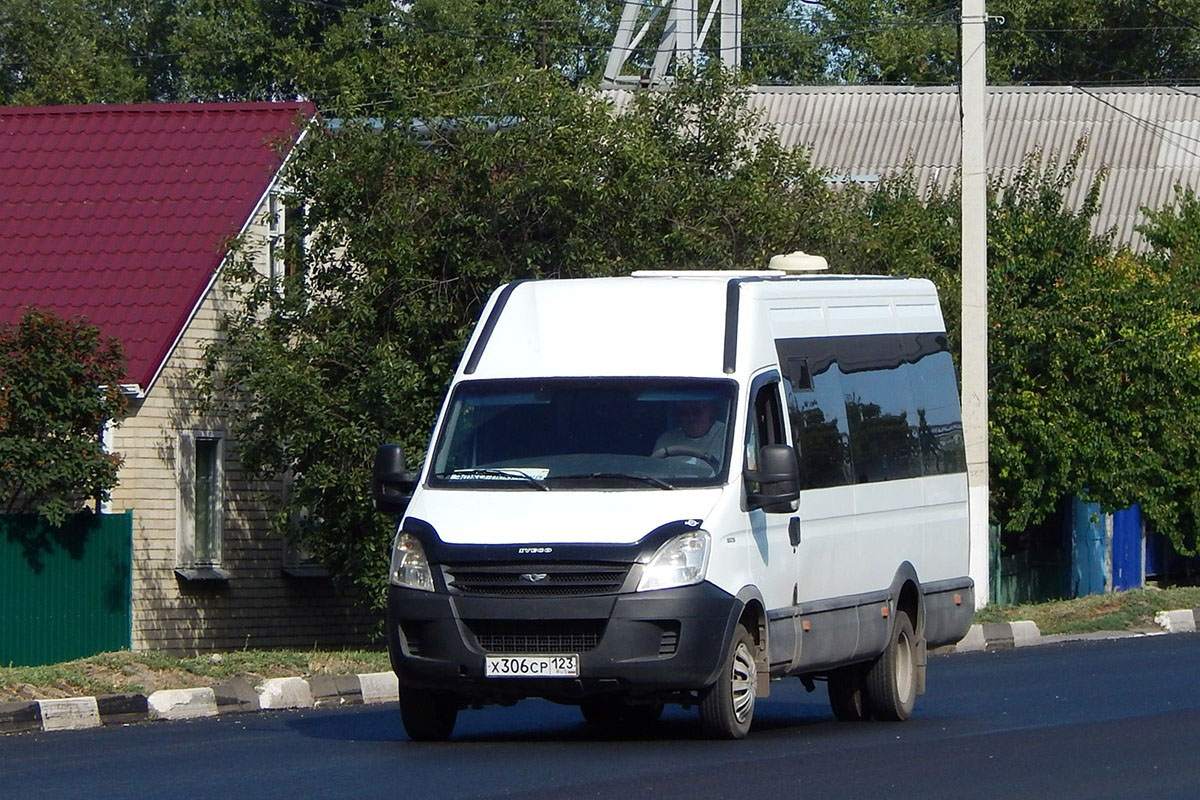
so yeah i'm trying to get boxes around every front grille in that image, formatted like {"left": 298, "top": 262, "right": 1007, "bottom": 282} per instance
{"left": 444, "top": 562, "right": 629, "bottom": 597}
{"left": 465, "top": 619, "right": 605, "bottom": 653}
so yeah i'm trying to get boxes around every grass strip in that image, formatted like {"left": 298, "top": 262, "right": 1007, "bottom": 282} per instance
{"left": 974, "top": 586, "right": 1200, "bottom": 635}
{"left": 0, "top": 649, "right": 391, "bottom": 702}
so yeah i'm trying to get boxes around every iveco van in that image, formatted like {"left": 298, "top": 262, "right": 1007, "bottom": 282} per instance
{"left": 373, "top": 255, "right": 975, "bottom": 740}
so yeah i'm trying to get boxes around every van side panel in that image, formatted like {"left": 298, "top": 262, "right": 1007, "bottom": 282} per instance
{"left": 751, "top": 282, "right": 971, "bottom": 669}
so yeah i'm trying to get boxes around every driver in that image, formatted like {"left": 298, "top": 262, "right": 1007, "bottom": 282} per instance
{"left": 653, "top": 400, "right": 726, "bottom": 467}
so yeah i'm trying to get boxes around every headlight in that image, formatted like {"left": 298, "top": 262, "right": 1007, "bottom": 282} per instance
{"left": 389, "top": 533, "right": 435, "bottom": 591}
{"left": 637, "top": 530, "right": 710, "bottom": 592}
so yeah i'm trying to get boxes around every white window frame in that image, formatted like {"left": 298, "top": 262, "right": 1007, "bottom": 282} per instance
{"left": 267, "top": 189, "right": 308, "bottom": 288}
{"left": 268, "top": 192, "right": 285, "bottom": 285}
{"left": 177, "top": 430, "right": 225, "bottom": 570}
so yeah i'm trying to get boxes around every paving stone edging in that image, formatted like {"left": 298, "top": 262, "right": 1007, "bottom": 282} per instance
{"left": 0, "top": 670, "right": 398, "bottom": 735}
{"left": 3, "top": 608, "right": 1197, "bottom": 736}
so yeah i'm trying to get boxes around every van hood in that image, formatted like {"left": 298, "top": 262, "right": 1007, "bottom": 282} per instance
{"left": 402, "top": 487, "right": 725, "bottom": 545}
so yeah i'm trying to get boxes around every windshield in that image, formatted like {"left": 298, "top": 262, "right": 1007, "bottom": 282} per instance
{"left": 429, "top": 378, "right": 737, "bottom": 490}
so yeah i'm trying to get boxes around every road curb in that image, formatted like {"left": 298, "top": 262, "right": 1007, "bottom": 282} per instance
{"left": 37, "top": 697, "right": 101, "bottom": 731}
{"left": 358, "top": 671, "right": 400, "bottom": 705}
{"left": 1154, "top": 607, "right": 1200, "bottom": 633}
{"left": 943, "top": 620, "right": 1043, "bottom": 653}
{"left": 2, "top": 671, "right": 394, "bottom": 735}
{"left": 257, "top": 677, "right": 314, "bottom": 710}
{"left": 148, "top": 687, "right": 219, "bottom": 720}
{"left": 0, "top": 700, "right": 41, "bottom": 734}
{"left": 97, "top": 693, "right": 150, "bottom": 725}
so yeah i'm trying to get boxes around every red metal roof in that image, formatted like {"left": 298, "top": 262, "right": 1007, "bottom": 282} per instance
{"left": 0, "top": 101, "right": 315, "bottom": 390}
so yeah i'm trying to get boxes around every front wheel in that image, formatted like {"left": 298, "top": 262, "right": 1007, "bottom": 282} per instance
{"left": 866, "top": 611, "right": 918, "bottom": 721}
{"left": 699, "top": 623, "right": 758, "bottom": 739}
{"left": 399, "top": 688, "right": 458, "bottom": 741}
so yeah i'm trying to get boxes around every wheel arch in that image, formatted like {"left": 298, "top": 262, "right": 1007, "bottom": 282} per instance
{"left": 888, "top": 562, "right": 924, "bottom": 640}
{"left": 734, "top": 586, "right": 767, "bottom": 648}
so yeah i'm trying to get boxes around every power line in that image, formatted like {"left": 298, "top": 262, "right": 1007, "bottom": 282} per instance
{"left": 993, "top": 25, "right": 1200, "bottom": 34}
{"left": 3, "top": 2, "right": 1200, "bottom": 90}
{"left": 1140, "top": 0, "right": 1200, "bottom": 33}
{"left": 1071, "top": 84, "right": 1200, "bottom": 160}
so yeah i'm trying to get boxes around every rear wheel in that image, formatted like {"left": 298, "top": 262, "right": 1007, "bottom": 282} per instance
{"left": 827, "top": 665, "right": 870, "bottom": 722}
{"left": 866, "top": 611, "right": 917, "bottom": 721}
{"left": 699, "top": 623, "right": 757, "bottom": 739}
{"left": 399, "top": 688, "right": 458, "bottom": 741}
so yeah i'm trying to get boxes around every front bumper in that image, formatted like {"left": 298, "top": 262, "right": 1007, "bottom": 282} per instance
{"left": 386, "top": 581, "right": 741, "bottom": 702}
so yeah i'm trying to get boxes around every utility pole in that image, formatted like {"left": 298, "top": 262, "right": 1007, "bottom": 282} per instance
{"left": 961, "top": 0, "right": 990, "bottom": 609}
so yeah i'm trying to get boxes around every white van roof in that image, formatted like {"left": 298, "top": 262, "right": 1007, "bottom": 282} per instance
{"left": 458, "top": 273, "right": 943, "bottom": 381}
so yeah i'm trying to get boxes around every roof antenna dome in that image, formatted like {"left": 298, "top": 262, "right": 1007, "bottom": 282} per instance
{"left": 769, "top": 251, "right": 828, "bottom": 273}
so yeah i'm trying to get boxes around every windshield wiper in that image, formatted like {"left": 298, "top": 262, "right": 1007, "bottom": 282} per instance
{"left": 437, "top": 468, "right": 550, "bottom": 491}
{"left": 554, "top": 472, "right": 675, "bottom": 490}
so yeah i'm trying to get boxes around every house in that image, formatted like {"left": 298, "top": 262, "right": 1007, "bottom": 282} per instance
{"left": 0, "top": 102, "right": 375, "bottom": 652}
{"left": 602, "top": 84, "right": 1200, "bottom": 251}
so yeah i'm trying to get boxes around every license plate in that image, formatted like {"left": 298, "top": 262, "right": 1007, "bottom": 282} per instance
{"left": 485, "top": 654, "right": 579, "bottom": 678}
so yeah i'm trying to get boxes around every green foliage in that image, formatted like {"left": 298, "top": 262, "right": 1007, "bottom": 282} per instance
{"left": 203, "top": 65, "right": 835, "bottom": 611}
{"left": 813, "top": 1, "right": 959, "bottom": 84}
{"left": 984, "top": 0, "right": 1200, "bottom": 84}
{"left": 6, "top": 0, "right": 1200, "bottom": 102}
{"left": 0, "top": 0, "right": 173, "bottom": 104}
{"left": 0, "top": 309, "right": 127, "bottom": 525}
{"left": 986, "top": 149, "right": 1119, "bottom": 532}
{"left": 812, "top": 0, "right": 1200, "bottom": 85}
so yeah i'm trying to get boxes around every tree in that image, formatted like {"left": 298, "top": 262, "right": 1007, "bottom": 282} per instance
{"left": 0, "top": 309, "right": 127, "bottom": 525}
{"left": 202, "top": 65, "right": 836, "bottom": 611}
{"left": 0, "top": 0, "right": 177, "bottom": 104}
{"left": 738, "top": 0, "right": 828, "bottom": 84}
{"left": 809, "top": 0, "right": 1200, "bottom": 85}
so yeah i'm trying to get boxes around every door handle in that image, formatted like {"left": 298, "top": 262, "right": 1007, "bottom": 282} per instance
{"left": 788, "top": 517, "right": 801, "bottom": 547}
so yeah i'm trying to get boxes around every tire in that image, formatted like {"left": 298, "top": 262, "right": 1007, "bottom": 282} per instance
{"left": 866, "top": 611, "right": 918, "bottom": 722}
{"left": 399, "top": 688, "right": 458, "bottom": 741}
{"left": 827, "top": 665, "right": 870, "bottom": 722}
{"left": 699, "top": 623, "right": 758, "bottom": 739}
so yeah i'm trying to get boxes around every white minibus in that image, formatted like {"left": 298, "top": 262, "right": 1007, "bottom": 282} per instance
{"left": 374, "top": 259, "right": 974, "bottom": 740}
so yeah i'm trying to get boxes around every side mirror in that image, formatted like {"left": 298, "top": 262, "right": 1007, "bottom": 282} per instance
{"left": 373, "top": 444, "right": 419, "bottom": 513}
{"left": 744, "top": 444, "right": 800, "bottom": 513}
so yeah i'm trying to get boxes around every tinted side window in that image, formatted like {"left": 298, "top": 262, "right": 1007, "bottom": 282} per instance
{"left": 909, "top": 335, "right": 967, "bottom": 475}
{"left": 777, "top": 332, "right": 966, "bottom": 486}
{"left": 838, "top": 336, "right": 922, "bottom": 482}
{"left": 778, "top": 340, "right": 854, "bottom": 489}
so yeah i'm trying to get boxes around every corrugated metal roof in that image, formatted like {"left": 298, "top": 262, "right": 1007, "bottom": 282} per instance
{"left": 599, "top": 85, "right": 1200, "bottom": 250}
{"left": 0, "top": 101, "right": 314, "bottom": 389}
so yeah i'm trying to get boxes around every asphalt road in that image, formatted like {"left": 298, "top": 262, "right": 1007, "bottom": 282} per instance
{"left": 4, "top": 634, "right": 1199, "bottom": 800}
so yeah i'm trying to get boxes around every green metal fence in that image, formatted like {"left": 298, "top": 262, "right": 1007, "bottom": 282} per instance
{"left": 0, "top": 511, "right": 132, "bottom": 667}
{"left": 988, "top": 515, "right": 1072, "bottom": 607}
